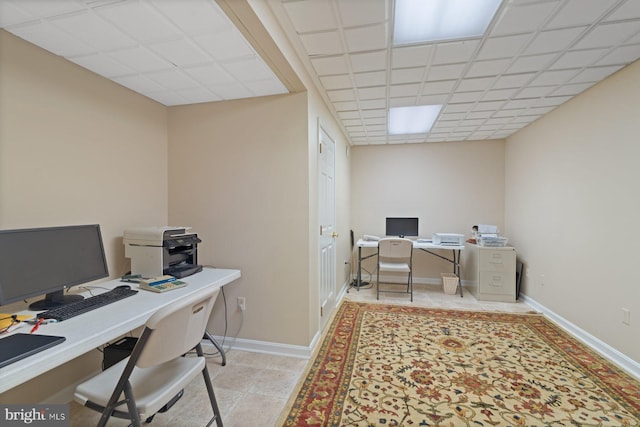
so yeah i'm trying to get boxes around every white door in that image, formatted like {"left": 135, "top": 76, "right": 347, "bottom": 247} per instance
{"left": 319, "top": 126, "right": 336, "bottom": 328}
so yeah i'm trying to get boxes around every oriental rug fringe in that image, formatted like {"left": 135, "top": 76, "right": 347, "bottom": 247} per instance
{"left": 280, "top": 301, "right": 640, "bottom": 426}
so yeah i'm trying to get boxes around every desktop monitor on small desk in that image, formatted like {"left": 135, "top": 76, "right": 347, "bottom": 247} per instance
{"left": 385, "top": 217, "right": 419, "bottom": 238}
{"left": 0, "top": 224, "right": 109, "bottom": 310}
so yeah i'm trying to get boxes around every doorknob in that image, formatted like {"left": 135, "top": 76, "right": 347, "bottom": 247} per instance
{"left": 331, "top": 232, "right": 339, "bottom": 238}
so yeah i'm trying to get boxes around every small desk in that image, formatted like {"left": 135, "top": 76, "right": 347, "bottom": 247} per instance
{"left": 0, "top": 267, "right": 241, "bottom": 394}
{"left": 355, "top": 239, "right": 464, "bottom": 297}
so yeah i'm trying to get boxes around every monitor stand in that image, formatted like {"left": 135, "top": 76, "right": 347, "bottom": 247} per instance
{"left": 29, "top": 290, "right": 84, "bottom": 311}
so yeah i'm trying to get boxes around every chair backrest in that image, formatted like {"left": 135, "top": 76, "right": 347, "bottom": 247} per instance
{"left": 135, "top": 287, "right": 220, "bottom": 368}
{"left": 378, "top": 238, "right": 413, "bottom": 260}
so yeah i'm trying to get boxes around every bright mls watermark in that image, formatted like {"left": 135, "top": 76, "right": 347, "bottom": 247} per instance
{"left": 1, "top": 405, "right": 68, "bottom": 426}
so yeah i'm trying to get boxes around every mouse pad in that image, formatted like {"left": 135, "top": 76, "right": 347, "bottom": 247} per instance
{"left": 0, "top": 333, "right": 66, "bottom": 368}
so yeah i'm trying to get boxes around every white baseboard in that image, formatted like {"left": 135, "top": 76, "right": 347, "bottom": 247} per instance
{"left": 522, "top": 293, "right": 640, "bottom": 380}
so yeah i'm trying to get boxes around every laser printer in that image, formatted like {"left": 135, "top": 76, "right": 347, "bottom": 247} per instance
{"left": 432, "top": 233, "right": 465, "bottom": 246}
{"left": 123, "top": 226, "right": 202, "bottom": 279}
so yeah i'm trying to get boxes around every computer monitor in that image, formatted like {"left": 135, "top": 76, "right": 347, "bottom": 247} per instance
{"left": 0, "top": 224, "right": 109, "bottom": 310}
{"left": 385, "top": 217, "right": 419, "bottom": 238}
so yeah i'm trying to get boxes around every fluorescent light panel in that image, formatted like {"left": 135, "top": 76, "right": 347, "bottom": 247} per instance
{"left": 393, "top": 0, "right": 502, "bottom": 45}
{"left": 389, "top": 105, "right": 442, "bottom": 135}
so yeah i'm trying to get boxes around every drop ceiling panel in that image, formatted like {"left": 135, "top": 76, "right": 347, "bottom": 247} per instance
{"left": 2, "top": 0, "right": 640, "bottom": 145}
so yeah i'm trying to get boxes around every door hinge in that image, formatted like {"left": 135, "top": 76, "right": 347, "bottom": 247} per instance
{"left": 319, "top": 142, "right": 323, "bottom": 153}
{"left": 320, "top": 225, "right": 323, "bottom": 236}
{"left": 320, "top": 306, "right": 323, "bottom": 317}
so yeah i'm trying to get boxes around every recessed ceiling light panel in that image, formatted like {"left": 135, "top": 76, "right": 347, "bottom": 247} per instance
{"left": 393, "top": 0, "right": 503, "bottom": 45}
{"left": 389, "top": 105, "right": 442, "bottom": 135}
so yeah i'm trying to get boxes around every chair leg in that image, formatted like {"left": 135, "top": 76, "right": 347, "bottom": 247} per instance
{"left": 196, "top": 344, "right": 223, "bottom": 427}
{"left": 376, "top": 268, "right": 380, "bottom": 300}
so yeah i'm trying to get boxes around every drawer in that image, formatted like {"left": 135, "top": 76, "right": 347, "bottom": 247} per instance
{"left": 479, "top": 271, "right": 515, "bottom": 295}
{"left": 479, "top": 250, "right": 515, "bottom": 272}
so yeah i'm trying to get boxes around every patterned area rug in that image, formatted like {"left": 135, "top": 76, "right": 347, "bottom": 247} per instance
{"left": 281, "top": 301, "right": 640, "bottom": 426}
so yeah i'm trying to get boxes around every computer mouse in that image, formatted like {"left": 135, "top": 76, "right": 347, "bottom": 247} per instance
{"left": 115, "top": 284, "right": 131, "bottom": 290}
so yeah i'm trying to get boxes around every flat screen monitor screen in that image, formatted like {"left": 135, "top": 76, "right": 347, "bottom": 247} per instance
{"left": 0, "top": 224, "right": 109, "bottom": 310}
{"left": 385, "top": 217, "right": 419, "bottom": 238}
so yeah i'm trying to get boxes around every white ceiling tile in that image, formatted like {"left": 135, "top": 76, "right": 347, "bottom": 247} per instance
{"left": 550, "top": 48, "right": 608, "bottom": 69}
{"left": 244, "top": 79, "right": 288, "bottom": 97}
{"left": 482, "top": 88, "right": 518, "bottom": 101}
{"left": 418, "top": 94, "right": 448, "bottom": 104}
{"left": 350, "top": 51, "right": 387, "bottom": 72}
{"left": 490, "top": 1, "right": 560, "bottom": 36}
{"left": 344, "top": 24, "right": 387, "bottom": 52}
{"left": 337, "top": 0, "right": 388, "bottom": 27}
{"left": 390, "top": 68, "right": 424, "bottom": 84}
{"left": 502, "top": 99, "right": 537, "bottom": 109}
{"left": 299, "top": 31, "right": 344, "bottom": 56}
{"left": 427, "top": 63, "right": 466, "bottom": 81}
{"left": 151, "top": 0, "right": 231, "bottom": 35}
{"left": 51, "top": 10, "right": 136, "bottom": 51}
{"left": 357, "top": 86, "right": 386, "bottom": 100}
{"left": 465, "top": 59, "right": 511, "bottom": 77}
{"left": 573, "top": 21, "right": 640, "bottom": 49}
{"left": 210, "top": 83, "right": 253, "bottom": 100}
{"left": 443, "top": 103, "right": 473, "bottom": 113}
{"left": 320, "top": 74, "right": 353, "bottom": 90}
{"left": 550, "top": 82, "right": 594, "bottom": 96}
{"left": 113, "top": 74, "right": 165, "bottom": 93}
{"left": 176, "top": 87, "right": 220, "bottom": 104}
{"left": 327, "top": 89, "right": 356, "bottom": 102}
{"left": 361, "top": 109, "right": 386, "bottom": 119}
{"left": 548, "top": 0, "right": 618, "bottom": 28}
{"left": 311, "top": 55, "right": 350, "bottom": 76}
{"left": 605, "top": 0, "right": 640, "bottom": 21}
{"left": 354, "top": 70, "right": 386, "bottom": 86}
{"left": 569, "top": 65, "right": 623, "bottom": 83}
{"left": 333, "top": 101, "right": 358, "bottom": 111}
{"left": 458, "top": 77, "right": 495, "bottom": 92}
{"left": 449, "top": 91, "right": 484, "bottom": 103}
{"left": 391, "top": 45, "right": 432, "bottom": 68}
{"left": 389, "top": 83, "right": 420, "bottom": 98}
{"left": 95, "top": 1, "right": 178, "bottom": 43}
{"left": 3, "top": 0, "right": 86, "bottom": 21}
{"left": 595, "top": 44, "right": 640, "bottom": 65}
{"left": 422, "top": 80, "right": 457, "bottom": 95}
{"left": 477, "top": 34, "right": 532, "bottom": 60}
{"left": 339, "top": 111, "right": 361, "bottom": 119}
{"left": 359, "top": 99, "right": 386, "bottom": 109}
{"left": 184, "top": 64, "right": 234, "bottom": 86}
{"left": 108, "top": 46, "right": 171, "bottom": 73}
{"left": 533, "top": 96, "right": 572, "bottom": 107}
{"left": 194, "top": 30, "right": 254, "bottom": 61}
{"left": 466, "top": 111, "right": 493, "bottom": 119}
{"left": 0, "top": 1, "right": 38, "bottom": 27}
{"left": 149, "top": 38, "right": 210, "bottom": 67}
{"left": 531, "top": 69, "right": 578, "bottom": 86}
{"left": 508, "top": 54, "right": 557, "bottom": 73}
{"left": 474, "top": 100, "right": 507, "bottom": 111}
{"left": 515, "top": 85, "right": 555, "bottom": 98}
{"left": 282, "top": 0, "right": 338, "bottom": 33}
{"left": 223, "top": 57, "right": 277, "bottom": 81}
{"left": 69, "top": 52, "right": 133, "bottom": 77}
{"left": 525, "top": 27, "right": 586, "bottom": 55}
{"left": 147, "top": 69, "right": 199, "bottom": 90}
{"left": 146, "top": 91, "right": 187, "bottom": 106}
{"left": 8, "top": 20, "right": 94, "bottom": 56}
{"left": 492, "top": 73, "right": 536, "bottom": 89}
{"left": 432, "top": 40, "right": 480, "bottom": 64}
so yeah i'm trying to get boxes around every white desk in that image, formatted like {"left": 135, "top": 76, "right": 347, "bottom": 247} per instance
{"left": 355, "top": 239, "right": 464, "bottom": 297}
{"left": 0, "top": 267, "right": 241, "bottom": 394}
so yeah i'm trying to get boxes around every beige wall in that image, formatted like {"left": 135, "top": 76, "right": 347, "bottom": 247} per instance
{"left": 350, "top": 140, "right": 506, "bottom": 280}
{"left": 505, "top": 60, "right": 640, "bottom": 363}
{"left": 0, "top": 30, "right": 168, "bottom": 402}
{"left": 167, "top": 93, "right": 312, "bottom": 346}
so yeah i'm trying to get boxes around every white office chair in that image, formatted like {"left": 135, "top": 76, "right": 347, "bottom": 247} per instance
{"left": 376, "top": 238, "right": 414, "bottom": 301}
{"left": 74, "top": 288, "right": 224, "bottom": 427}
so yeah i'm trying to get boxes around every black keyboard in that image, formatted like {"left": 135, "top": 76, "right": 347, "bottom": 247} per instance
{"left": 37, "top": 287, "right": 138, "bottom": 321}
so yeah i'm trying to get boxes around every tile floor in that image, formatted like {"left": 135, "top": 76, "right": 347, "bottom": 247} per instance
{"left": 69, "top": 283, "right": 534, "bottom": 426}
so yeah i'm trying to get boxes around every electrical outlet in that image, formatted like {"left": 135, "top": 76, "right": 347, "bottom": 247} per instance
{"left": 237, "top": 297, "right": 246, "bottom": 312}
{"left": 622, "top": 308, "right": 630, "bottom": 326}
